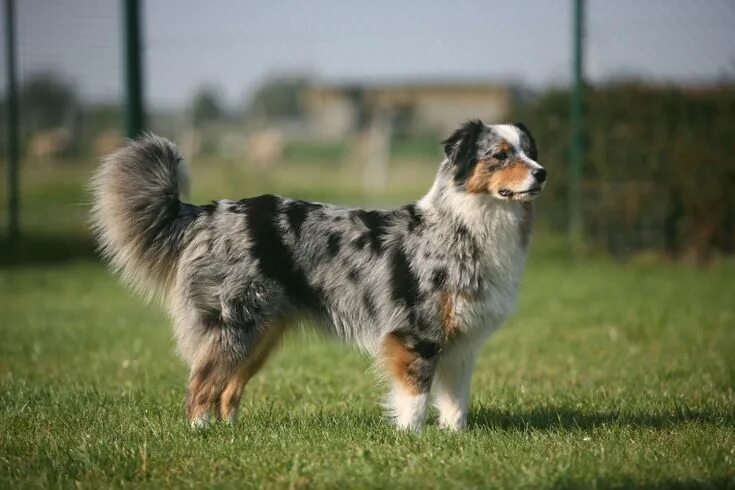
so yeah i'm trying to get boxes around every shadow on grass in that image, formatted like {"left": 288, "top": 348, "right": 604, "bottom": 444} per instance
{"left": 197, "top": 405, "right": 734, "bottom": 434}
{"left": 549, "top": 476, "right": 735, "bottom": 490}
{"left": 0, "top": 232, "right": 98, "bottom": 267}
{"left": 469, "top": 405, "right": 734, "bottom": 431}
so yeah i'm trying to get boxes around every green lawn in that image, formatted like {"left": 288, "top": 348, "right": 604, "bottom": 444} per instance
{"left": 1, "top": 252, "right": 733, "bottom": 488}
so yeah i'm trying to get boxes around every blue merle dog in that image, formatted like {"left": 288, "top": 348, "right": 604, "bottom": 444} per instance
{"left": 90, "top": 120, "right": 546, "bottom": 431}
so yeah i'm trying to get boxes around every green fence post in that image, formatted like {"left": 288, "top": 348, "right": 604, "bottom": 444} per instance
{"left": 4, "top": 0, "right": 20, "bottom": 255}
{"left": 123, "top": 0, "right": 145, "bottom": 138}
{"left": 569, "top": 0, "right": 585, "bottom": 251}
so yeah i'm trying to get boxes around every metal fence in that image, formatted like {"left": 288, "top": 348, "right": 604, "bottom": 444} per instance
{"left": 2, "top": 0, "right": 734, "bottom": 262}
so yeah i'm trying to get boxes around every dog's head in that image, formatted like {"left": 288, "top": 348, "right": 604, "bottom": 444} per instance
{"left": 442, "top": 120, "right": 546, "bottom": 201}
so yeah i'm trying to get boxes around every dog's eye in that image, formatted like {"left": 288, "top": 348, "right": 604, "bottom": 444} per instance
{"left": 493, "top": 151, "right": 507, "bottom": 161}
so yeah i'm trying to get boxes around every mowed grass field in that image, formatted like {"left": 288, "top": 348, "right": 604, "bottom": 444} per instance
{"left": 1, "top": 153, "right": 734, "bottom": 488}
{"left": 1, "top": 252, "right": 734, "bottom": 488}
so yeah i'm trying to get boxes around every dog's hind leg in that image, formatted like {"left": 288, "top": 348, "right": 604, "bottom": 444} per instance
{"left": 217, "top": 323, "right": 286, "bottom": 423}
{"left": 185, "top": 333, "right": 242, "bottom": 429}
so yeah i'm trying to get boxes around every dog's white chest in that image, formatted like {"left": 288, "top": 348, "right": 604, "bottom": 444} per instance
{"left": 455, "top": 271, "right": 523, "bottom": 337}
{"left": 455, "top": 222, "right": 529, "bottom": 336}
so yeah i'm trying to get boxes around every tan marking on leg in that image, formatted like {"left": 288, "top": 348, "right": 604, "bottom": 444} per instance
{"left": 185, "top": 338, "right": 241, "bottom": 427}
{"left": 382, "top": 334, "right": 421, "bottom": 395}
{"left": 381, "top": 333, "right": 438, "bottom": 431}
{"left": 186, "top": 360, "right": 222, "bottom": 427}
{"left": 218, "top": 324, "right": 286, "bottom": 423}
{"left": 218, "top": 370, "right": 247, "bottom": 423}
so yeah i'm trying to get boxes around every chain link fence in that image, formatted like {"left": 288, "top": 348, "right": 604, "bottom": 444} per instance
{"left": 2, "top": 0, "right": 734, "bottom": 262}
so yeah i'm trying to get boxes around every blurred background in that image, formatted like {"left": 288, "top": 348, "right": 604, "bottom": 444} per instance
{"left": 1, "top": 0, "right": 734, "bottom": 264}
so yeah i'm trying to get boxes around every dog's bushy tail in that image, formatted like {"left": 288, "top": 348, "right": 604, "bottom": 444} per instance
{"left": 90, "top": 133, "right": 195, "bottom": 300}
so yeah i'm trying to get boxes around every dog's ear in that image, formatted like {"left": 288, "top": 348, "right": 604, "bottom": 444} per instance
{"left": 442, "top": 120, "right": 484, "bottom": 169}
{"left": 513, "top": 122, "right": 538, "bottom": 161}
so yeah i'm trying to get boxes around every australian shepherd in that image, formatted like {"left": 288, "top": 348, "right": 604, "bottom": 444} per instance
{"left": 90, "top": 120, "right": 546, "bottom": 431}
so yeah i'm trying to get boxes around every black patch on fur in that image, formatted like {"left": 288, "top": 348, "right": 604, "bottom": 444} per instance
{"left": 389, "top": 241, "right": 422, "bottom": 327}
{"left": 348, "top": 267, "right": 360, "bottom": 283}
{"left": 225, "top": 298, "right": 258, "bottom": 330}
{"left": 442, "top": 120, "right": 485, "bottom": 185}
{"left": 352, "top": 210, "right": 391, "bottom": 254}
{"left": 414, "top": 340, "right": 440, "bottom": 360}
{"left": 388, "top": 330, "right": 438, "bottom": 392}
{"left": 389, "top": 244, "right": 420, "bottom": 306}
{"left": 285, "top": 200, "right": 320, "bottom": 239}
{"left": 201, "top": 203, "right": 217, "bottom": 216}
{"left": 431, "top": 268, "right": 447, "bottom": 290}
{"left": 402, "top": 204, "right": 423, "bottom": 232}
{"left": 352, "top": 234, "right": 368, "bottom": 250}
{"left": 409, "top": 357, "right": 437, "bottom": 392}
{"left": 243, "top": 194, "right": 323, "bottom": 309}
{"left": 391, "top": 329, "right": 440, "bottom": 359}
{"left": 327, "top": 232, "right": 341, "bottom": 258}
{"left": 513, "top": 122, "right": 538, "bottom": 161}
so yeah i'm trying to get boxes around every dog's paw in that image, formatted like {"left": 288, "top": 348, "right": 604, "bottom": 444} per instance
{"left": 437, "top": 416, "right": 467, "bottom": 432}
{"left": 190, "top": 413, "right": 211, "bottom": 430}
{"left": 437, "top": 407, "right": 468, "bottom": 431}
{"left": 393, "top": 416, "right": 426, "bottom": 433}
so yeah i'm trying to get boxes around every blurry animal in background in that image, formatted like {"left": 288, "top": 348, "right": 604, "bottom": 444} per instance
{"left": 29, "top": 128, "right": 71, "bottom": 163}
{"left": 247, "top": 129, "right": 284, "bottom": 168}
{"left": 93, "top": 130, "right": 123, "bottom": 158}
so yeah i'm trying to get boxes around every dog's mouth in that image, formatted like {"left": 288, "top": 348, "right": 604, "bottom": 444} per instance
{"left": 498, "top": 187, "right": 543, "bottom": 199}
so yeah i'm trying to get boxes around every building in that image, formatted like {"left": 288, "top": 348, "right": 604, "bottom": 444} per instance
{"left": 303, "top": 79, "right": 514, "bottom": 140}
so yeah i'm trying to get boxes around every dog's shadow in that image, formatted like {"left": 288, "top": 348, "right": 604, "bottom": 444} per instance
{"left": 467, "top": 405, "right": 733, "bottom": 431}
{"left": 269, "top": 404, "right": 733, "bottom": 434}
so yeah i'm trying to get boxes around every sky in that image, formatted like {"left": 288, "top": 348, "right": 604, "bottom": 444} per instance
{"left": 3, "top": 0, "right": 734, "bottom": 109}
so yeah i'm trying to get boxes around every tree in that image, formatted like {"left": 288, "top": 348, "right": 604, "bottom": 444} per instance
{"left": 246, "top": 75, "right": 309, "bottom": 122}
{"left": 513, "top": 83, "right": 735, "bottom": 261}
{"left": 191, "top": 87, "right": 225, "bottom": 125}
{"left": 20, "top": 71, "right": 77, "bottom": 132}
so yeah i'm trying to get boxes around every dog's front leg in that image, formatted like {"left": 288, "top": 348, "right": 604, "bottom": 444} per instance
{"left": 381, "top": 332, "right": 439, "bottom": 431}
{"left": 387, "top": 381, "right": 432, "bottom": 431}
{"left": 432, "top": 339, "right": 479, "bottom": 431}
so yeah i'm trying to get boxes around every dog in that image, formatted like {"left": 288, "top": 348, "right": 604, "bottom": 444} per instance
{"left": 90, "top": 120, "right": 546, "bottom": 431}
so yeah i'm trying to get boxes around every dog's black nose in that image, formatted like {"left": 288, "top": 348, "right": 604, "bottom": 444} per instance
{"left": 533, "top": 168, "right": 547, "bottom": 183}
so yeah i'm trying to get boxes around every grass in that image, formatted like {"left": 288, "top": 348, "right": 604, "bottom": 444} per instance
{"left": 1, "top": 251, "right": 734, "bottom": 488}
{"left": 1, "top": 153, "right": 734, "bottom": 487}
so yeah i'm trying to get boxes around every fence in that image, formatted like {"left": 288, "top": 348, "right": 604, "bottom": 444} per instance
{"left": 2, "top": 0, "right": 734, "bottom": 262}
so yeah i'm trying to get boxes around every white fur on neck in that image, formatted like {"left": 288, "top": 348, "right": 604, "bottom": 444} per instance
{"left": 418, "top": 161, "right": 526, "bottom": 251}
{"left": 419, "top": 163, "right": 530, "bottom": 329}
